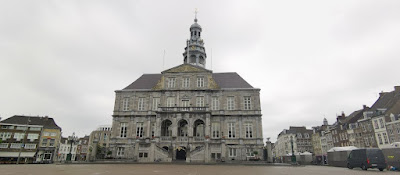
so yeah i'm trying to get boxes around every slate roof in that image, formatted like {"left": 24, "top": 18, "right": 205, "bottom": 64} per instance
{"left": 123, "top": 74, "right": 162, "bottom": 90}
{"left": 123, "top": 72, "right": 254, "bottom": 90}
{"left": 0, "top": 115, "right": 61, "bottom": 130}
{"left": 370, "top": 88, "right": 400, "bottom": 115}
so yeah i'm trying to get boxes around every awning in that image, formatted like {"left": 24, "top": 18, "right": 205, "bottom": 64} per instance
{"left": 0, "top": 152, "right": 36, "bottom": 157}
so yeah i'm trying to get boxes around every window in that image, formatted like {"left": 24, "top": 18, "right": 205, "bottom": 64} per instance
{"left": 244, "top": 123, "right": 253, "bottom": 138}
{"left": 10, "top": 143, "right": 22, "bottom": 149}
{"left": 227, "top": 97, "right": 235, "bottom": 110}
{"left": 136, "top": 122, "right": 144, "bottom": 138}
{"left": 29, "top": 127, "right": 41, "bottom": 131}
{"left": 246, "top": 148, "right": 254, "bottom": 157}
{"left": 211, "top": 97, "right": 219, "bottom": 110}
{"left": 181, "top": 100, "right": 189, "bottom": 108}
{"left": 49, "top": 139, "right": 55, "bottom": 147}
{"left": 16, "top": 126, "right": 27, "bottom": 130}
{"left": 182, "top": 77, "right": 190, "bottom": 88}
{"left": 50, "top": 132, "right": 57, "bottom": 136}
{"left": 104, "top": 133, "right": 108, "bottom": 140}
{"left": 389, "top": 129, "right": 394, "bottom": 135}
{"left": 0, "top": 143, "right": 8, "bottom": 148}
{"left": 196, "top": 96, "right": 204, "bottom": 107}
{"left": 122, "top": 97, "right": 130, "bottom": 111}
{"left": 378, "top": 134, "right": 383, "bottom": 144}
{"left": 374, "top": 120, "right": 379, "bottom": 129}
{"left": 0, "top": 132, "right": 12, "bottom": 140}
{"left": 197, "top": 77, "right": 204, "bottom": 87}
{"left": 41, "top": 139, "right": 48, "bottom": 147}
{"left": 139, "top": 152, "right": 148, "bottom": 158}
{"left": 229, "top": 148, "right": 236, "bottom": 157}
{"left": 228, "top": 123, "right": 236, "bottom": 138}
{"left": 117, "top": 147, "right": 125, "bottom": 156}
{"left": 152, "top": 97, "right": 160, "bottom": 110}
{"left": 167, "top": 77, "right": 176, "bottom": 88}
{"left": 397, "top": 128, "right": 400, "bottom": 134}
{"left": 297, "top": 133, "right": 302, "bottom": 138}
{"left": 244, "top": 96, "right": 251, "bottom": 110}
{"left": 167, "top": 97, "right": 175, "bottom": 107}
{"left": 211, "top": 123, "right": 220, "bottom": 138}
{"left": 43, "top": 132, "right": 50, "bottom": 136}
{"left": 151, "top": 123, "right": 155, "bottom": 137}
{"left": 304, "top": 133, "right": 309, "bottom": 138}
{"left": 383, "top": 133, "right": 389, "bottom": 144}
{"left": 138, "top": 98, "right": 145, "bottom": 111}
{"left": 120, "top": 123, "right": 127, "bottom": 138}
{"left": 27, "top": 133, "right": 39, "bottom": 141}
{"left": 1, "top": 125, "right": 12, "bottom": 129}
{"left": 24, "top": 144, "right": 36, "bottom": 149}
{"left": 13, "top": 133, "right": 25, "bottom": 141}
{"left": 379, "top": 118, "right": 385, "bottom": 128}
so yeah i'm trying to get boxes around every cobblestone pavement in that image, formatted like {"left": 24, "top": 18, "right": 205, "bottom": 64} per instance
{"left": 0, "top": 164, "right": 398, "bottom": 175}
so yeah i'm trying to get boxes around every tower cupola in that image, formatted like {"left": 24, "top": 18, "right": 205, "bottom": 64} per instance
{"left": 183, "top": 11, "right": 207, "bottom": 68}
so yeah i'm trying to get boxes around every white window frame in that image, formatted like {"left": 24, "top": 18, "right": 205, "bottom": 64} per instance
{"left": 24, "top": 144, "right": 36, "bottom": 149}
{"left": 120, "top": 123, "right": 127, "bottom": 138}
{"left": 0, "top": 143, "right": 8, "bottom": 148}
{"left": 136, "top": 122, "right": 144, "bottom": 138}
{"left": 152, "top": 97, "right": 160, "bottom": 111}
{"left": 244, "top": 123, "right": 253, "bottom": 138}
{"left": 122, "top": 97, "right": 130, "bottom": 111}
{"left": 244, "top": 96, "right": 251, "bottom": 110}
{"left": 196, "top": 96, "right": 204, "bottom": 107}
{"left": 246, "top": 148, "right": 255, "bottom": 157}
{"left": 211, "top": 97, "right": 219, "bottom": 110}
{"left": 228, "top": 122, "right": 236, "bottom": 138}
{"left": 211, "top": 123, "right": 220, "bottom": 138}
{"left": 27, "top": 133, "right": 39, "bottom": 141}
{"left": 167, "top": 77, "right": 176, "bottom": 88}
{"left": 138, "top": 98, "right": 145, "bottom": 111}
{"left": 117, "top": 147, "right": 125, "bottom": 156}
{"left": 166, "top": 97, "right": 175, "bottom": 107}
{"left": 227, "top": 96, "right": 235, "bottom": 110}
{"left": 182, "top": 77, "right": 190, "bottom": 88}
{"left": 197, "top": 77, "right": 204, "bottom": 87}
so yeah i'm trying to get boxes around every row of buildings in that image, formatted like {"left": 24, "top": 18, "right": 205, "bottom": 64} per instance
{"left": 0, "top": 115, "right": 112, "bottom": 163}
{"left": 273, "top": 86, "right": 400, "bottom": 164}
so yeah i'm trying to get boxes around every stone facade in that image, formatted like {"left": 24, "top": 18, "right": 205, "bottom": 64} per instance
{"left": 109, "top": 17, "right": 264, "bottom": 163}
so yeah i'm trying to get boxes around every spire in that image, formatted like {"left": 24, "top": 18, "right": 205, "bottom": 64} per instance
{"left": 183, "top": 9, "right": 207, "bottom": 68}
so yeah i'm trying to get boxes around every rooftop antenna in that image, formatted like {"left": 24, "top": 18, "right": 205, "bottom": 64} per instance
{"left": 162, "top": 50, "right": 166, "bottom": 70}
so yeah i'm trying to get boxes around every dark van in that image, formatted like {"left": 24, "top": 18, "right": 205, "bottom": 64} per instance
{"left": 347, "top": 148, "right": 387, "bottom": 171}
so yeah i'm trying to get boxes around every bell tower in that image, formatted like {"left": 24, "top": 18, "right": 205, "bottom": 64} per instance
{"left": 183, "top": 10, "right": 207, "bottom": 68}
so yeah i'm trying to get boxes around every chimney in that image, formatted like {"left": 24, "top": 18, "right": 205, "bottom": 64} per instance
{"left": 379, "top": 91, "right": 386, "bottom": 97}
{"left": 363, "top": 105, "right": 368, "bottom": 109}
{"left": 395, "top": 86, "right": 400, "bottom": 93}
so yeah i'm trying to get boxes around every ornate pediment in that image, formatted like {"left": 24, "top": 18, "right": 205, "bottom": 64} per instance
{"left": 162, "top": 64, "right": 211, "bottom": 73}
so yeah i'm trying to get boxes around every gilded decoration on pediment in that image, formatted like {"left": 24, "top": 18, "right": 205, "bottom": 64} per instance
{"left": 152, "top": 76, "right": 164, "bottom": 90}
{"left": 165, "top": 64, "right": 204, "bottom": 73}
{"left": 208, "top": 75, "right": 220, "bottom": 89}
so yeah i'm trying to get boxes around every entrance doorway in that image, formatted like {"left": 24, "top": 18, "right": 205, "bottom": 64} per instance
{"left": 176, "top": 146, "right": 186, "bottom": 160}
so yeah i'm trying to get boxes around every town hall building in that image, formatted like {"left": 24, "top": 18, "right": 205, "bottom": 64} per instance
{"left": 109, "top": 16, "right": 264, "bottom": 163}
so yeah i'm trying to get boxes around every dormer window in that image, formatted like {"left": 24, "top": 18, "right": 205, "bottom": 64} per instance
{"left": 167, "top": 77, "right": 176, "bottom": 88}
{"left": 197, "top": 77, "right": 204, "bottom": 87}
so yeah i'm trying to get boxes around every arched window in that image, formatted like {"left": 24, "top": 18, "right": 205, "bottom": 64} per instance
{"left": 161, "top": 120, "right": 172, "bottom": 136}
{"left": 178, "top": 120, "right": 188, "bottom": 137}
{"left": 193, "top": 119, "right": 205, "bottom": 137}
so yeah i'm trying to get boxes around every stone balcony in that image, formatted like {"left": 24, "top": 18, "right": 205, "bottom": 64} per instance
{"left": 158, "top": 107, "right": 209, "bottom": 113}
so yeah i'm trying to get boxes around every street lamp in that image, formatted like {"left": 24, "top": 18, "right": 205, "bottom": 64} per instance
{"left": 66, "top": 132, "right": 77, "bottom": 162}
{"left": 290, "top": 135, "right": 296, "bottom": 164}
{"left": 17, "top": 117, "right": 31, "bottom": 164}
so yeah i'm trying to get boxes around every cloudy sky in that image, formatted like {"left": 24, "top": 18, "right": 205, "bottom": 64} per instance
{"left": 1, "top": 0, "right": 399, "bottom": 141}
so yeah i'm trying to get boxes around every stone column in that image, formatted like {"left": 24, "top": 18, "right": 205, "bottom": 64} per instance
{"left": 205, "top": 114, "right": 210, "bottom": 137}
{"left": 156, "top": 115, "right": 161, "bottom": 137}
{"left": 172, "top": 115, "right": 177, "bottom": 137}
{"left": 266, "top": 140, "right": 272, "bottom": 162}
{"left": 146, "top": 117, "right": 151, "bottom": 138}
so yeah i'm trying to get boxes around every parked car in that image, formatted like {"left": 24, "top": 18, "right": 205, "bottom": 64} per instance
{"left": 347, "top": 148, "right": 386, "bottom": 171}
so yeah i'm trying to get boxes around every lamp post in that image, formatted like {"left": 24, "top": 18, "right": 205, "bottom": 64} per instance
{"left": 66, "top": 132, "right": 77, "bottom": 162}
{"left": 17, "top": 117, "right": 31, "bottom": 164}
{"left": 290, "top": 135, "right": 296, "bottom": 164}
